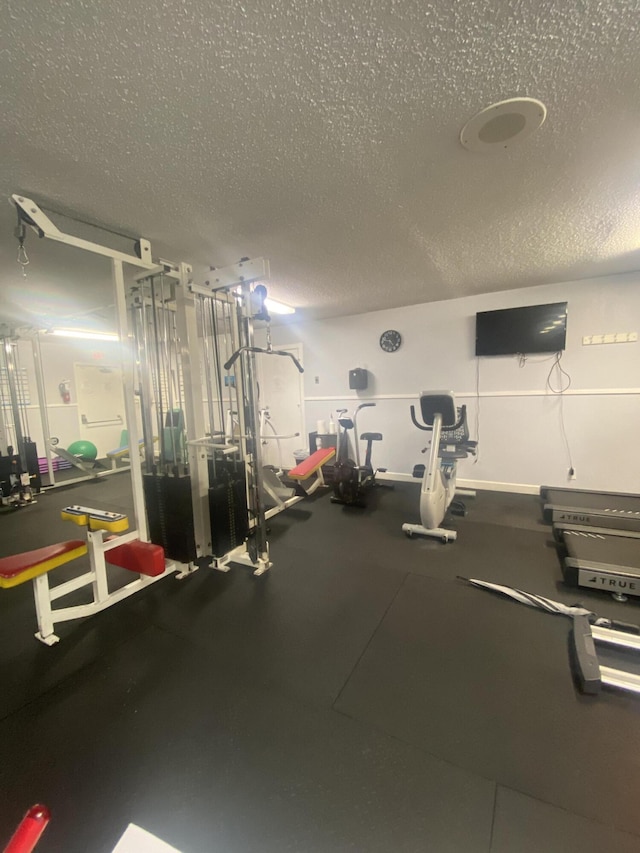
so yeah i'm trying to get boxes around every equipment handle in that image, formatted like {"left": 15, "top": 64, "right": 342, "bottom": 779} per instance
{"left": 571, "top": 614, "right": 601, "bottom": 695}
{"left": 409, "top": 405, "right": 432, "bottom": 432}
{"left": 273, "top": 349, "right": 304, "bottom": 373}
{"left": 356, "top": 402, "right": 376, "bottom": 411}
{"left": 3, "top": 804, "right": 50, "bottom": 853}
{"left": 224, "top": 346, "right": 304, "bottom": 373}
{"left": 450, "top": 404, "right": 467, "bottom": 432}
{"left": 410, "top": 402, "right": 466, "bottom": 432}
{"left": 224, "top": 350, "right": 242, "bottom": 371}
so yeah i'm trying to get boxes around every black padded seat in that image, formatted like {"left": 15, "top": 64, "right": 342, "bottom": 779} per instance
{"left": 361, "top": 432, "right": 383, "bottom": 441}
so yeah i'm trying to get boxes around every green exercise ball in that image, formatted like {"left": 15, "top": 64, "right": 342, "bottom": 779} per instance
{"left": 67, "top": 440, "right": 98, "bottom": 462}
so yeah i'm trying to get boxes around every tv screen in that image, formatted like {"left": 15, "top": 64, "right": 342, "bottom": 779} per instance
{"left": 475, "top": 302, "right": 567, "bottom": 356}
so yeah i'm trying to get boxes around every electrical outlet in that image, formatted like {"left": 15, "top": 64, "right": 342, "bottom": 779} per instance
{"left": 314, "top": 376, "right": 320, "bottom": 384}
{"left": 569, "top": 467, "right": 576, "bottom": 480}
{"left": 583, "top": 331, "right": 637, "bottom": 345}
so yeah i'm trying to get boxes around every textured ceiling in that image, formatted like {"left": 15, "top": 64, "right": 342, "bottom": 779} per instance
{"left": 1, "top": 0, "right": 640, "bottom": 327}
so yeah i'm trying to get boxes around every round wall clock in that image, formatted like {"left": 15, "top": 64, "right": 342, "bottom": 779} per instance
{"left": 379, "top": 329, "right": 402, "bottom": 353}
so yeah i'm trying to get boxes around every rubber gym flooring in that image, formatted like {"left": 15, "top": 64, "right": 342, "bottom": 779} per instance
{"left": 1, "top": 474, "right": 639, "bottom": 852}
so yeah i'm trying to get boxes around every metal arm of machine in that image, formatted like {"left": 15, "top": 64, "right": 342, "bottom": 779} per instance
{"left": 11, "top": 195, "right": 156, "bottom": 270}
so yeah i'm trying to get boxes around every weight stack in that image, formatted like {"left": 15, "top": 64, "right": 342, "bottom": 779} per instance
{"left": 208, "top": 459, "right": 249, "bottom": 557}
{"left": 23, "top": 440, "right": 42, "bottom": 492}
{"left": 143, "top": 473, "right": 197, "bottom": 564}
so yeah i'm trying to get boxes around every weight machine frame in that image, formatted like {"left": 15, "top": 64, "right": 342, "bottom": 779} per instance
{"left": 11, "top": 193, "right": 275, "bottom": 578}
{"left": 0, "top": 334, "right": 37, "bottom": 505}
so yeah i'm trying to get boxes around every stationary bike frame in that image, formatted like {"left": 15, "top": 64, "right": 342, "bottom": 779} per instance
{"left": 332, "top": 403, "right": 376, "bottom": 505}
{"left": 414, "top": 408, "right": 464, "bottom": 530}
{"left": 403, "top": 394, "right": 468, "bottom": 543}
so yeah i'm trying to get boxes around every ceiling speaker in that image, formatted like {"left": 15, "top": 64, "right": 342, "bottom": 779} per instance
{"left": 460, "top": 98, "right": 547, "bottom": 152}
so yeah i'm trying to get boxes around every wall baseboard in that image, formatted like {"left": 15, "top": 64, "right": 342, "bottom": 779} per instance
{"left": 376, "top": 470, "right": 540, "bottom": 495}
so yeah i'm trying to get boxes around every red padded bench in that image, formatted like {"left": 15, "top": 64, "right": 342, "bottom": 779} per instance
{"left": 0, "top": 541, "right": 88, "bottom": 589}
{"left": 288, "top": 447, "right": 336, "bottom": 480}
{"left": 105, "top": 539, "right": 165, "bottom": 577}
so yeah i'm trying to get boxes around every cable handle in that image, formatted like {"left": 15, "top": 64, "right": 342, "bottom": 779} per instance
{"left": 223, "top": 346, "right": 304, "bottom": 373}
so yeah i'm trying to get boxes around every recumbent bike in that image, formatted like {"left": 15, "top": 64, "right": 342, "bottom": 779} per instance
{"left": 402, "top": 391, "right": 477, "bottom": 542}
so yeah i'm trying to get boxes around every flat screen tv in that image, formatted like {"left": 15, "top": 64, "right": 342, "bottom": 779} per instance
{"left": 475, "top": 302, "right": 567, "bottom": 356}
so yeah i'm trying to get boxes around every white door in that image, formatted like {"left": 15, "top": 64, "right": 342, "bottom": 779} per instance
{"left": 74, "top": 363, "right": 126, "bottom": 457}
{"left": 258, "top": 343, "right": 304, "bottom": 469}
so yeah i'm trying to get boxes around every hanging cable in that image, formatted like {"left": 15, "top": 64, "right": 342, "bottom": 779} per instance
{"left": 14, "top": 213, "right": 29, "bottom": 277}
{"left": 473, "top": 357, "right": 481, "bottom": 464}
{"left": 210, "top": 298, "right": 225, "bottom": 438}
{"left": 518, "top": 351, "right": 557, "bottom": 369}
{"left": 172, "top": 308, "right": 184, "bottom": 433}
{"left": 545, "top": 351, "right": 571, "bottom": 394}
{"left": 546, "top": 351, "right": 574, "bottom": 473}
{"left": 160, "top": 274, "right": 178, "bottom": 468}
{"left": 14, "top": 344, "right": 30, "bottom": 439}
{"left": 150, "top": 277, "right": 166, "bottom": 467}
{"left": 0, "top": 348, "right": 11, "bottom": 450}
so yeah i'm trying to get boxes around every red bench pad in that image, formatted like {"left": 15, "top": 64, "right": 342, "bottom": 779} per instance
{"left": 105, "top": 540, "right": 166, "bottom": 577}
{"left": 0, "top": 540, "right": 87, "bottom": 588}
{"left": 289, "top": 447, "right": 336, "bottom": 480}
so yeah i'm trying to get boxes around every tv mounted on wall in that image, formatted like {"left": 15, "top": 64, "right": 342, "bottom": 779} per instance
{"left": 475, "top": 302, "right": 568, "bottom": 356}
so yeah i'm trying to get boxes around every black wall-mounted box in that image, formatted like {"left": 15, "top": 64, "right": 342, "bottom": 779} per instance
{"left": 349, "top": 368, "right": 368, "bottom": 390}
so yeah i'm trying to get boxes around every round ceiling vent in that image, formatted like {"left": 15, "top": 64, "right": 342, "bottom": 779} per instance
{"left": 460, "top": 97, "right": 547, "bottom": 152}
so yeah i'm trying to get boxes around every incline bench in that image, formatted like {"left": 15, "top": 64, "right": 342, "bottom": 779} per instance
{"left": 288, "top": 446, "right": 336, "bottom": 494}
{"left": 262, "top": 446, "right": 336, "bottom": 520}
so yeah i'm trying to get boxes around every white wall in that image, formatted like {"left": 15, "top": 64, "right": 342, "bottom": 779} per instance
{"left": 267, "top": 272, "right": 640, "bottom": 493}
{"left": 14, "top": 336, "right": 126, "bottom": 458}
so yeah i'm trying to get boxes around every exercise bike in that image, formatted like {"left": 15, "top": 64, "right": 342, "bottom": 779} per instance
{"left": 331, "top": 403, "right": 385, "bottom": 508}
{"left": 402, "top": 391, "right": 477, "bottom": 542}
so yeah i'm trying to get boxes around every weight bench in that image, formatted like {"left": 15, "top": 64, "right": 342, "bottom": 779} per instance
{"left": 106, "top": 438, "right": 145, "bottom": 467}
{"left": 0, "top": 505, "right": 176, "bottom": 645}
{"left": 106, "top": 432, "right": 158, "bottom": 469}
{"left": 288, "top": 446, "right": 336, "bottom": 495}
{"left": 261, "top": 447, "right": 336, "bottom": 520}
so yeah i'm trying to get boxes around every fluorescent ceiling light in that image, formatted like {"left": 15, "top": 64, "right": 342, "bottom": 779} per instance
{"left": 264, "top": 298, "right": 295, "bottom": 315}
{"left": 49, "top": 329, "right": 120, "bottom": 342}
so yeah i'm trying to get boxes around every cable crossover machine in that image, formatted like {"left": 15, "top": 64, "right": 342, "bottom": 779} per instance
{"left": 2, "top": 195, "right": 304, "bottom": 643}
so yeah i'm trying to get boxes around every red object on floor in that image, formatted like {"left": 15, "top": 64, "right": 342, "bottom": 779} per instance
{"left": 3, "top": 804, "right": 50, "bottom": 853}
{"left": 105, "top": 540, "right": 166, "bottom": 577}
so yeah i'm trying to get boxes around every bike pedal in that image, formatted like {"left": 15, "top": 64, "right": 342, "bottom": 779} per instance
{"left": 450, "top": 501, "right": 467, "bottom": 517}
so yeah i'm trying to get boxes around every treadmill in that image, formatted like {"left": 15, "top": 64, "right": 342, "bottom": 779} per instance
{"left": 540, "top": 485, "right": 640, "bottom": 533}
{"left": 558, "top": 528, "right": 640, "bottom": 601}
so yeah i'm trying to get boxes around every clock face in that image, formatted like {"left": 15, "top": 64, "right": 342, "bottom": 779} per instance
{"left": 379, "top": 329, "right": 402, "bottom": 353}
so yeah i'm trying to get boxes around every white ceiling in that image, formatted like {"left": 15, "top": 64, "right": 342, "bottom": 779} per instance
{"left": 2, "top": 0, "right": 640, "bottom": 327}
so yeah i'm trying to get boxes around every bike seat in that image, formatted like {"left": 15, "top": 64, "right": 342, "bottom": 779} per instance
{"left": 360, "top": 432, "right": 382, "bottom": 441}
